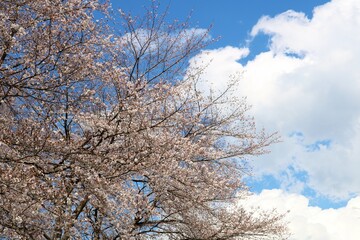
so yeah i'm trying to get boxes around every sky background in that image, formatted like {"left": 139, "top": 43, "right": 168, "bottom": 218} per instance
{"left": 112, "top": 1, "right": 360, "bottom": 239}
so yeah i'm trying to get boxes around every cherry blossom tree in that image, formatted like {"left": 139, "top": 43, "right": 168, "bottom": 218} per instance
{"left": 0, "top": 0, "right": 287, "bottom": 239}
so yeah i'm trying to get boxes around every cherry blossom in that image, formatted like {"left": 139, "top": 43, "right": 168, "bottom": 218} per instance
{"left": 0, "top": 1, "right": 287, "bottom": 239}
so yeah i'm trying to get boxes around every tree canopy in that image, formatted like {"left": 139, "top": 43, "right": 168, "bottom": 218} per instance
{"left": 0, "top": 0, "right": 287, "bottom": 239}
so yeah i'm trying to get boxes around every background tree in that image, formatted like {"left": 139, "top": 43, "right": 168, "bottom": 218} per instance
{"left": 0, "top": 0, "right": 287, "bottom": 239}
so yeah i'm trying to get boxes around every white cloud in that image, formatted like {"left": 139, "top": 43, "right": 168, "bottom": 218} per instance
{"left": 241, "top": 189, "right": 360, "bottom": 240}
{"left": 189, "top": 0, "right": 360, "bottom": 200}
{"left": 120, "top": 27, "right": 210, "bottom": 56}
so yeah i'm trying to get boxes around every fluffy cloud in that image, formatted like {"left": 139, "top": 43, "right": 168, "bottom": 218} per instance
{"left": 242, "top": 189, "right": 360, "bottom": 240}
{"left": 190, "top": 0, "right": 360, "bottom": 200}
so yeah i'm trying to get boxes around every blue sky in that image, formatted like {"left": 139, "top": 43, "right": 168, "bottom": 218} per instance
{"left": 113, "top": 1, "right": 360, "bottom": 238}
{"left": 114, "top": 1, "right": 328, "bottom": 50}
